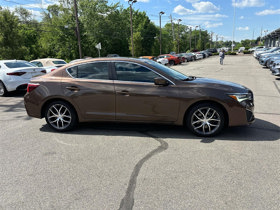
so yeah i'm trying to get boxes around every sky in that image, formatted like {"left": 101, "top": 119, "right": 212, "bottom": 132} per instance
{"left": 1, "top": 0, "right": 279, "bottom": 42}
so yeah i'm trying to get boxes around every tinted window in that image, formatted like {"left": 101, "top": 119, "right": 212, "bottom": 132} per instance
{"left": 5, "top": 61, "right": 36, "bottom": 68}
{"left": 31, "top": 61, "right": 43, "bottom": 67}
{"left": 53, "top": 61, "right": 67, "bottom": 65}
{"left": 115, "top": 62, "right": 159, "bottom": 83}
{"left": 67, "top": 62, "right": 109, "bottom": 80}
{"left": 143, "top": 59, "right": 189, "bottom": 80}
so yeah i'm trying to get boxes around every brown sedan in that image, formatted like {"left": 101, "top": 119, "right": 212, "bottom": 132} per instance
{"left": 24, "top": 57, "right": 254, "bottom": 136}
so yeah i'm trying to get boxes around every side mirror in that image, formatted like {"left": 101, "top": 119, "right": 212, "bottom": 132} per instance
{"left": 154, "top": 77, "right": 169, "bottom": 86}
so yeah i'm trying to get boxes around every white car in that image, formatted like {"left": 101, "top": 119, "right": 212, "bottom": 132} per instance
{"left": 30, "top": 58, "right": 67, "bottom": 73}
{"left": 0, "top": 60, "right": 46, "bottom": 96}
{"left": 156, "top": 57, "right": 169, "bottom": 65}
{"left": 194, "top": 52, "right": 203, "bottom": 60}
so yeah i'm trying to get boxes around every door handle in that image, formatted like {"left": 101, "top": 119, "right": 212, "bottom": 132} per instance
{"left": 66, "top": 86, "right": 80, "bottom": 92}
{"left": 116, "top": 90, "right": 130, "bottom": 96}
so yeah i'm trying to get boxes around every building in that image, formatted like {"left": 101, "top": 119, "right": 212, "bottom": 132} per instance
{"left": 262, "top": 28, "right": 280, "bottom": 47}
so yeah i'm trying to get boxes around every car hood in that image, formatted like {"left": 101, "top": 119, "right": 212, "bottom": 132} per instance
{"left": 185, "top": 77, "right": 248, "bottom": 92}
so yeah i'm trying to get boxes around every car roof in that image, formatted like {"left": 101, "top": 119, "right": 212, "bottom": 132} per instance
{"left": 61, "top": 57, "right": 147, "bottom": 67}
{"left": 0, "top": 60, "right": 28, "bottom": 63}
{"left": 30, "top": 58, "right": 66, "bottom": 66}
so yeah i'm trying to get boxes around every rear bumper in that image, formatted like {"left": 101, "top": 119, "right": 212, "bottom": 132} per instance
{"left": 4, "top": 79, "right": 30, "bottom": 92}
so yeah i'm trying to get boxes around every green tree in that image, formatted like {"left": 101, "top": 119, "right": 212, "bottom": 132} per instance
{"left": 0, "top": 8, "right": 26, "bottom": 59}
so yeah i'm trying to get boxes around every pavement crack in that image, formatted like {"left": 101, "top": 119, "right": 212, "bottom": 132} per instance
{"left": 118, "top": 131, "right": 168, "bottom": 210}
{"left": 273, "top": 81, "right": 280, "bottom": 95}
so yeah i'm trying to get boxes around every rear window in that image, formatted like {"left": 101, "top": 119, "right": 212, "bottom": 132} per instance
{"left": 52, "top": 61, "right": 66, "bottom": 65}
{"left": 67, "top": 62, "right": 109, "bottom": 80}
{"left": 5, "top": 61, "right": 36, "bottom": 68}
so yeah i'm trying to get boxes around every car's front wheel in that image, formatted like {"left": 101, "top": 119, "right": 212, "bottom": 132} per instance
{"left": 45, "top": 101, "right": 77, "bottom": 131}
{"left": 0, "top": 81, "right": 8, "bottom": 97}
{"left": 186, "top": 103, "right": 225, "bottom": 137}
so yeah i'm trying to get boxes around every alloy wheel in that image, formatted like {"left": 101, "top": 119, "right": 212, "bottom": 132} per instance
{"left": 190, "top": 106, "right": 222, "bottom": 136}
{"left": 47, "top": 103, "right": 72, "bottom": 130}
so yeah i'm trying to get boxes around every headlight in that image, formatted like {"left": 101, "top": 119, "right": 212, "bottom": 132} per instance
{"left": 228, "top": 93, "right": 252, "bottom": 103}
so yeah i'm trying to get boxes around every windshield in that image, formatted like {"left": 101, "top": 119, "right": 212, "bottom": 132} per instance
{"left": 4, "top": 61, "right": 36, "bottom": 68}
{"left": 143, "top": 59, "right": 189, "bottom": 80}
{"left": 52, "top": 60, "right": 66, "bottom": 65}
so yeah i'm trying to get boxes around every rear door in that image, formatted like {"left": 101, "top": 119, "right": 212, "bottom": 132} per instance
{"left": 61, "top": 61, "right": 115, "bottom": 120}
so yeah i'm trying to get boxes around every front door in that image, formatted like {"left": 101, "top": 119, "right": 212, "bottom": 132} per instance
{"left": 113, "top": 62, "right": 180, "bottom": 122}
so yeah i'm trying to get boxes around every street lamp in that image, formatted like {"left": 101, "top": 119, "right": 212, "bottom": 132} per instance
{"left": 128, "top": 0, "right": 137, "bottom": 57}
{"left": 177, "top": 19, "right": 182, "bottom": 53}
{"left": 194, "top": 25, "right": 198, "bottom": 50}
{"left": 159, "top": 11, "right": 165, "bottom": 55}
{"left": 189, "top": 27, "right": 192, "bottom": 50}
{"left": 232, "top": 0, "right": 236, "bottom": 52}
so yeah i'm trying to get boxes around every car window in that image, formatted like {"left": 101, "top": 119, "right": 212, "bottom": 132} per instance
{"left": 4, "top": 61, "right": 36, "bottom": 68}
{"left": 115, "top": 62, "right": 159, "bottom": 83}
{"left": 52, "top": 61, "right": 67, "bottom": 65}
{"left": 143, "top": 59, "right": 189, "bottom": 80}
{"left": 31, "top": 61, "right": 43, "bottom": 67}
{"left": 67, "top": 62, "right": 109, "bottom": 80}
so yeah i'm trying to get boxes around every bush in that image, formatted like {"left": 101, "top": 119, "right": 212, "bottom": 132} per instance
{"left": 226, "top": 51, "right": 237, "bottom": 55}
{"left": 243, "top": 50, "right": 251, "bottom": 54}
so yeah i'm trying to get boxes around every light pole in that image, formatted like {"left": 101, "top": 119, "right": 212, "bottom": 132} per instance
{"left": 128, "top": 0, "right": 137, "bottom": 57}
{"left": 159, "top": 11, "right": 164, "bottom": 55}
{"left": 189, "top": 27, "right": 192, "bottom": 51}
{"left": 232, "top": 0, "right": 236, "bottom": 52}
{"left": 177, "top": 19, "right": 182, "bottom": 53}
{"left": 194, "top": 25, "right": 198, "bottom": 50}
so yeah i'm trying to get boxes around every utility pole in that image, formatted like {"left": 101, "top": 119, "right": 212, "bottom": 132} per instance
{"left": 170, "top": 15, "right": 175, "bottom": 41}
{"left": 210, "top": 32, "right": 213, "bottom": 48}
{"left": 177, "top": 19, "right": 182, "bottom": 53}
{"left": 199, "top": 25, "right": 201, "bottom": 41}
{"left": 159, "top": 11, "right": 164, "bottom": 55}
{"left": 128, "top": 0, "right": 137, "bottom": 57}
{"left": 73, "top": 0, "right": 82, "bottom": 58}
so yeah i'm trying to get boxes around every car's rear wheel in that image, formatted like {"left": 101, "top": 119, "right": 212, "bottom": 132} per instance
{"left": 169, "top": 60, "right": 175, "bottom": 66}
{"left": 186, "top": 103, "right": 225, "bottom": 137}
{"left": 0, "top": 81, "right": 8, "bottom": 97}
{"left": 45, "top": 101, "right": 77, "bottom": 131}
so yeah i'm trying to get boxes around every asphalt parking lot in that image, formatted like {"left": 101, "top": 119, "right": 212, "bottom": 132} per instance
{"left": 0, "top": 55, "right": 279, "bottom": 210}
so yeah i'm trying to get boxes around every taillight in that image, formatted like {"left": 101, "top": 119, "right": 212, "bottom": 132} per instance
{"left": 27, "top": 83, "right": 40, "bottom": 93}
{"left": 51, "top": 69, "right": 56, "bottom": 72}
{"left": 7, "top": 72, "right": 26, "bottom": 76}
{"left": 41, "top": 70, "right": 47, "bottom": 74}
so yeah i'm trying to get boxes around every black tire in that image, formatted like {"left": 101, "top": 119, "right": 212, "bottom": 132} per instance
{"left": 169, "top": 60, "right": 175, "bottom": 66}
{"left": 0, "top": 81, "right": 8, "bottom": 97}
{"left": 186, "top": 103, "right": 225, "bottom": 137}
{"left": 45, "top": 101, "right": 77, "bottom": 132}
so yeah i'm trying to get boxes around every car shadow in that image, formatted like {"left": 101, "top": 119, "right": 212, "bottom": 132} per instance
{"left": 40, "top": 118, "right": 280, "bottom": 142}
{"left": 5, "top": 91, "right": 26, "bottom": 98}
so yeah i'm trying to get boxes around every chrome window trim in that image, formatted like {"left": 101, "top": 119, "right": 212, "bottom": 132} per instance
{"left": 65, "top": 60, "right": 175, "bottom": 85}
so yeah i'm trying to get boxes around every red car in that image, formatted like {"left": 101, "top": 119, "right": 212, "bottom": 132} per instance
{"left": 158, "top": 54, "right": 181, "bottom": 65}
